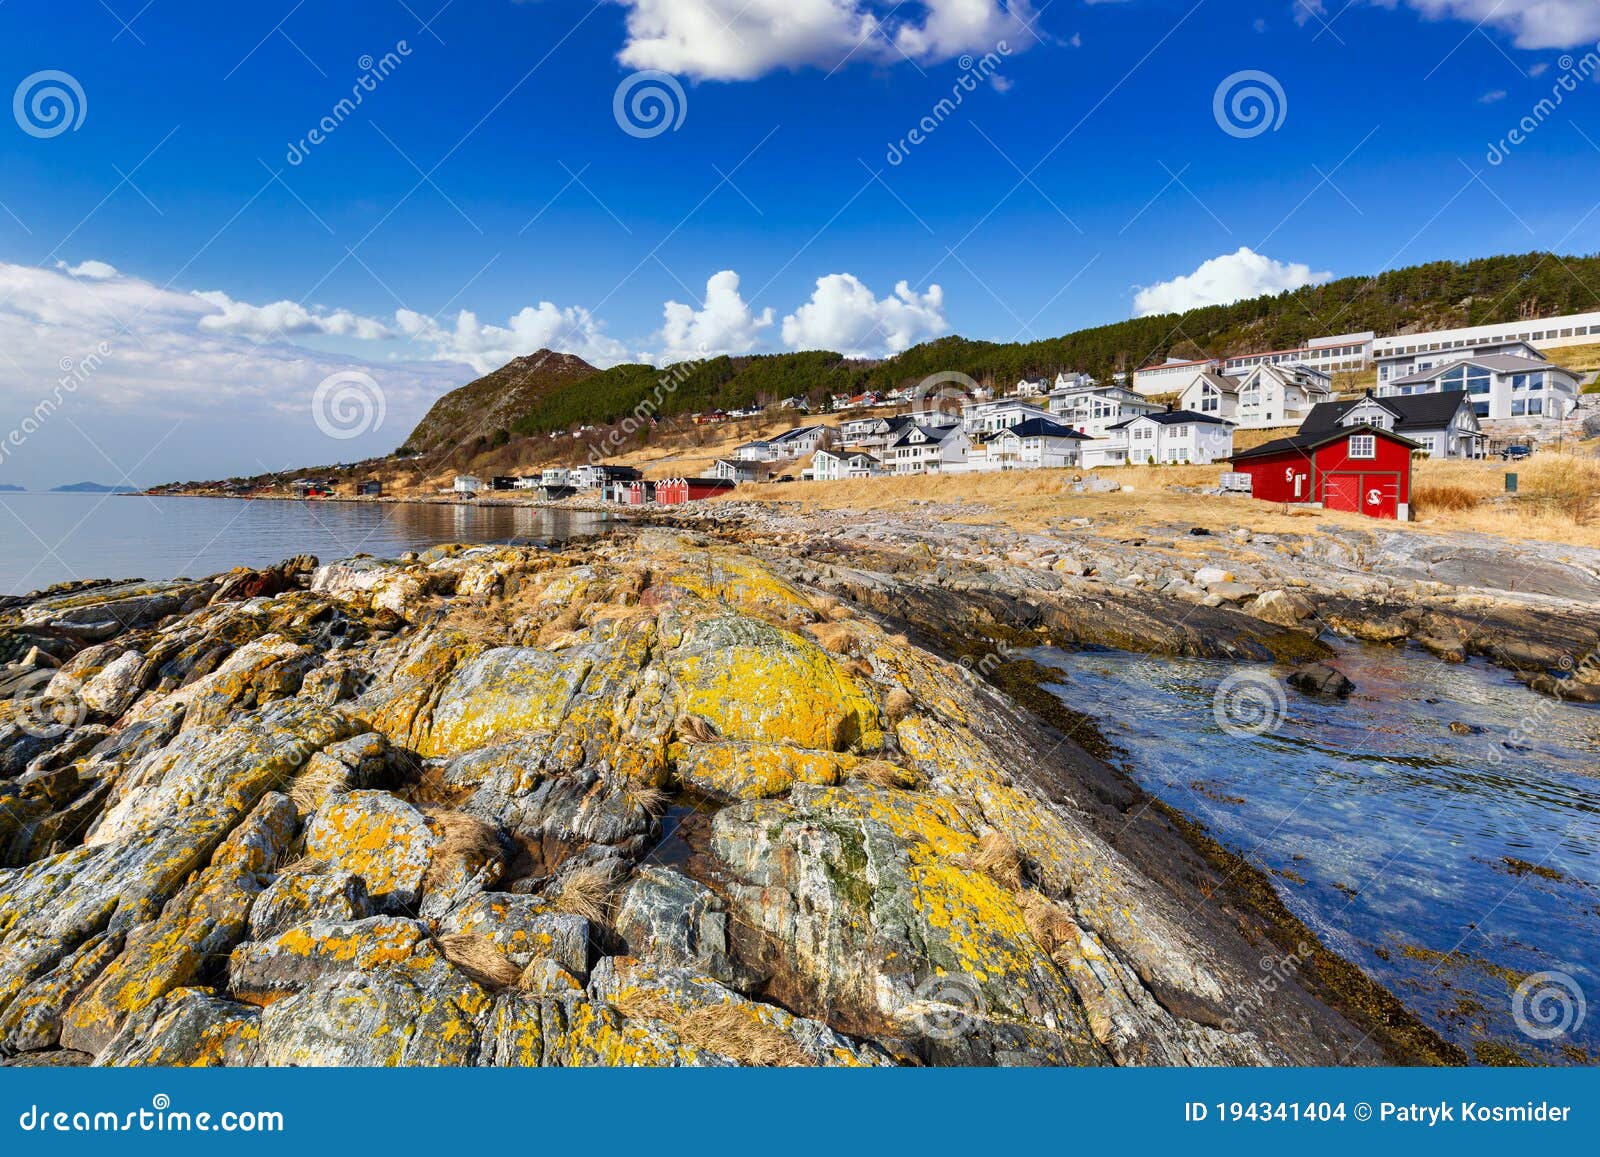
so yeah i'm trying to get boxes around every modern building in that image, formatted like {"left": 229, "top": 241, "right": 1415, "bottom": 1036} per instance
{"left": 1084, "top": 410, "right": 1234, "bottom": 467}
{"left": 982, "top": 418, "right": 1091, "bottom": 469}
{"left": 713, "top": 458, "right": 769, "bottom": 484}
{"left": 884, "top": 422, "right": 972, "bottom": 474}
{"left": 1299, "top": 390, "right": 1485, "bottom": 458}
{"left": 1131, "top": 357, "right": 1220, "bottom": 397}
{"left": 1372, "top": 310, "right": 1600, "bottom": 383}
{"left": 1374, "top": 338, "right": 1539, "bottom": 386}
{"left": 1230, "top": 425, "right": 1417, "bottom": 520}
{"left": 1220, "top": 332, "right": 1374, "bottom": 377}
{"left": 1225, "top": 363, "right": 1333, "bottom": 429}
{"left": 961, "top": 399, "right": 1054, "bottom": 436}
{"left": 811, "top": 448, "right": 884, "bottom": 481}
{"left": 1379, "top": 353, "right": 1581, "bottom": 421}
{"left": 1047, "top": 384, "right": 1164, "bottom": 438}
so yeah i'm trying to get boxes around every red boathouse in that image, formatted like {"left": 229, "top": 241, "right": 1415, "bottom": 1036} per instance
{"left": 654, "top": 477, "right": 738, "bottom": 505}
{"left": 1229, "top": 426, "right": 1417, "bottom": 520}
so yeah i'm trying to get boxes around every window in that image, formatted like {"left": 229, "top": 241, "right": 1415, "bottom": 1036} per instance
{"left": 1349, "top": 434, "right": 1377, "bottom": 459}
{"left": 1530, "top": 398, "right": 1544, "bottom": 415}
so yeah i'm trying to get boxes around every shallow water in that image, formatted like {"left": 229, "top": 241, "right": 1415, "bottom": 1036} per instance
{"left": 1032, "top": 642, "right": 1600, "bottom": 1064}
{"left": 0, "top": 493, "right": 621, "bottom": 594}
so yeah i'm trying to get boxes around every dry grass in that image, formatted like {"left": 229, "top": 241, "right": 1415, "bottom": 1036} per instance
{"left": 883, "top": 687, "right": 914, "bottom": 722}
{"left": 551, "top": 862, "right": 623, "bottom": 925}
{"left": 847, "top": 758, "right": 924, "bottom": 790}
{"left": 610, "top": 989, "right": 813, "bottom": 1066}
{"left": 676, "top": 714, "right": 721, "bottom": 744}
{"left": 286, "top": 757, "right": 347, "bottom": 817}
{"left": 421, "top": 808, "right": 505, "bottom": 893}
{"left": 1017, "top": 890, "right": 1080, "bottom": 963}
{"left": 622, "top": 783, "right": 672, "bottom": 815}
{"left": 973, "top": 830, "right": 1026, "bottom": 890}
{"left": 1410, "top": 483, "right": 1483, "bottom": 514}
{"left": 436, "top": 932, "right": 523, "bottom": 988}
{"left": 808, "top": 620, "right": 859, "bottom": 655}
{"left": 722, "top": 450, "right": 1600, "bottom": 547}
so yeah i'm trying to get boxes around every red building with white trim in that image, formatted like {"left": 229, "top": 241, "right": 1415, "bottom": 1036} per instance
{"left": 654, "top": 477, "right": 738, "bottom": 505}
{"left": 1229, "top": 425, "right": 1417, "bottom": 520}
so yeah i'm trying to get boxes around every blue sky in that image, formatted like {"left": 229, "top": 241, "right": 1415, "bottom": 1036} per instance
{"left": 3, "top": 0, "right": 1600, "bottom": 486}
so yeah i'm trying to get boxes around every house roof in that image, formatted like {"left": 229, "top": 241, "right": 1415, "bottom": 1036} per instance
{"left": 1189, "top": 372, "right": 1241, "bottom": 395}
{"left": 1108, "top": 409, "right": 1234, "bottom": 430}
{"left": 771, "top": 425, "right": 825, "bottom": 443}
{"left": 889, "top": 423, "right": 966, "bottom": 448}
{"left": 1387, "top": 353, "right": 1569, "bottom": 387}
{"left": 1300, "top": 389, "right": 1472, "bottom": 435}
{"left": 1230, "top": 424, "right": 1420, "bottom": 463}
{"left": 999, "top": 417, "right": 1092, "bottom": 440}
{"left": 1138, "top": 357, "right": 1216, "bottom": 370}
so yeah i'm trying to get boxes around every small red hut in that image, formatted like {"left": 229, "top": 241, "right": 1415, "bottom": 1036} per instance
{"left": 1229, "top": 426, "right": 1417, "bottom": 520}
{"left": 655, "top": 477, "right": 737, "bottom": 505}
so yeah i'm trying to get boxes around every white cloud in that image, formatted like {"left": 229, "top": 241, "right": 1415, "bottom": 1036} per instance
{"left": 1133, "top": 248, "right": 1332, "bottom": 316}
{"left": 657, "top": 270, "right": 773, "bottom": 362}
{"left": 0, "top": 261, "right": 465, "bottom": 489}
{"left": 781, "top": 274, "right": 946, "bottom": 357}
{"left": 394, "top": 302, "right": 628, "bottom": 374}
{"left": 1300, "top": 1, "right": 1600, "bottom": 47}
{"left": 194, "top": 292, "right": 396, "bottom": 341}
{"left": 615, "top": 0, "right": 1033, "bottom": 81}
{"left": 58, "top": 259, "right": 120, "bottom": 280}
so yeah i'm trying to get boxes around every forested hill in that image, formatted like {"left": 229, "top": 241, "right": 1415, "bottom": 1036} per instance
{"left": 404, "top": 251, "right": 1600, "bottom": 451}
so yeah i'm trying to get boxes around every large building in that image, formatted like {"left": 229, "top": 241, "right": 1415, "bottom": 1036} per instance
{"left": 1220, "top": 332, "right": 1374, "bottom": 377}
{"left": 1379, "top": 353, "right": 1581, "bottom": 421}
{"left": 1372, "top": 310, "right": 1600, "bottom": 387}
{"left": 1179, "top": 363, "right": 1332, "bottom": 429}
{"left": 1130, "top": 357, "right": 1219, "bottom": 397}
{"left": 1047, "top": 383, "right": 1164, "bottom": 437}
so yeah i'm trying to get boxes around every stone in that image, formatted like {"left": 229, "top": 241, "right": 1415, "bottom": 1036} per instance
{"left": 1287, "top": 662, "right": 1355, "bottom": 698}
{"left": 304, "top": 791, "right": 436, "bottom": 909}
{"left": 440, "top": 893, "right": 588, "bottom": 975}
{"left": 1248, "top": 589, "right": 1315, "bottom": 627}
{"left": 78, "top": 650, "right": 146, "bottom": 717}
{"left": 1194, "top": 566, "right": 1231, "bottom": 586}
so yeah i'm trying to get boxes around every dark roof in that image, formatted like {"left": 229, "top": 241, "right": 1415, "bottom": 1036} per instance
{"left": 1230, "top": 424, "right": 1420, "bottom": 463}
{"left": 771, "top": 425, "right": 825, "bottom": 443}
{"left": 1300, "top": 390, "right": 1471, "bottom": 435}
{"left": 1108, "top": 409, "right": 1233, "bottom": 430}
{"left": 1001, "top": 417, "right": 1091, "bottom": 440}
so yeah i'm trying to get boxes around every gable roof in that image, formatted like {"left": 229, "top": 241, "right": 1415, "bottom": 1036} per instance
{"left": 1387, "top": 353, "right": 1569, "bottom": 386}
{"left": 1188, "top": 372, "right": 1241, "bottom": 395}
{"left": 888, "top": 423, "right": 966, "bottom": 448}
{"left": 1300, "top": 390, "right": 1472, "bottom": 435}
{"left": 1230, "top": 424, "right": 1419, "bottom": 463}
{"left": 998, "top": 417, "right": 1092, "bottom": 440}
{"left": 771, "top": 425, "right": 826, "bottom": 444}
{"left": 1109, "top": 409, "right": 1234, "bottom": 430}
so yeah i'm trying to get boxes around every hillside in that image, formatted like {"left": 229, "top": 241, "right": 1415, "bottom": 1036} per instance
{"left": 413, "top": 252, "right": 1600, "bottom": 457}
{"left": 401, "top": 350, "right": 599, "bottom": 455}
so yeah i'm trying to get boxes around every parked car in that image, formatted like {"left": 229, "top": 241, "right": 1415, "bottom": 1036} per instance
{"left": 1501, "top": 445, "right": 1533, "bottom": 460}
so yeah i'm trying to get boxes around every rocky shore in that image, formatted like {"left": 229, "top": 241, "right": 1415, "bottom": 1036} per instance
{"left": 0, "top": 527, "right": 1480, "bottom": 1067}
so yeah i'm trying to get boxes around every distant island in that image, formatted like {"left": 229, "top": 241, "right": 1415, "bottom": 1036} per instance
{"left": 0, "top": 484, "right": 24, "bottom": 492}
{"left": 49, "top": 482, "right": 140, "bottom": 493}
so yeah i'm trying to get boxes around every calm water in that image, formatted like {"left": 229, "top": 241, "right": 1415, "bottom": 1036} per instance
{"left": 1033, "top": 644, "right": 1600, "bottom": 1064}
{"left": 0, "top": 494, "right": 621, "bottom": 594}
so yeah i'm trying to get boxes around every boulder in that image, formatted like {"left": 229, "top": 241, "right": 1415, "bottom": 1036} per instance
{"left": 1286, "top": 662, "right": 1355, "bottom": 698}
{"left": 303, "top": 791, "right": 436, "bottom": 908}
{"left": 1248, "top": 589, "right": 1315, "bottom": 627}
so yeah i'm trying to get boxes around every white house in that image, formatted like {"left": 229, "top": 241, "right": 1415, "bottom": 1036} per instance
{"left": 1300, "top": 390, "right": 1486, "bottom": 458}
{"left": 811, "top": 448, "right": 884, "bottom": 481}
{"left": 713, "top": 459, "right": 769, "bottom": 483}
{"left": 1014, "top": 378, "right": 1049, "bottom": 397}
{"left": 1131, "top": 357, "right": 1220, "bottom": 397}
{"left": 1085, "top": 411, "right": 1235, "bottom": 468}
{"left": 884, "top": 423, "right": 972, "bottom": 474}
{"left": 733, "top": 439, "right": 773, "bottom": 461}
{"left": 1226, "top": 363, "right": 1333, "bottom": 429}
{"left": 1374, "top": 338, "right": 1539, "bottom": 388}
{"left": 1379, "top": 353, "right": 1580, "bottom": 421}
{"left": 961, "top": 399, "right": 1054, "bottom": 436}
{"left": 1178, "top": 372, "right": 1243, "bottom": 422}
{"left": 1047, "top": 384, "right": 1164, "bottom": 438}
{"left": 768, "top": 425, "right": 833, "bottom": 459}
{"left": 453, "top": 475, "right": 483, "bottom": 494}
{"left": 983, "top": 418, "right": 1091, "bottom": 469}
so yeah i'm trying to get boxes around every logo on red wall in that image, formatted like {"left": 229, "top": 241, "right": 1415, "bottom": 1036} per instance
{"left": 1366, "top": 488, "right": 1382, "bottom": 506}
